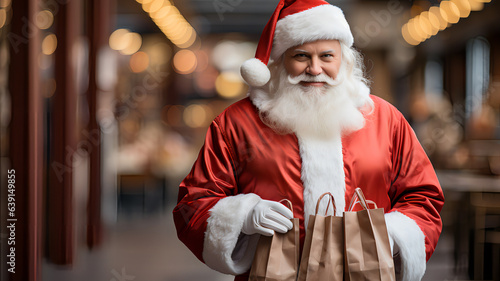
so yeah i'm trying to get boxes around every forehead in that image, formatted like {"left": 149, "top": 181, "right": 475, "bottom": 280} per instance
{"left": 287, "top": 39, "right": 341, "bottom": 53}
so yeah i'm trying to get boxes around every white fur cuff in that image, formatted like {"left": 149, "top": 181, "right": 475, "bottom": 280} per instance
{"left": 385, "top": 211, "right": 426, "bottom": 281}
{"left": 203, "top": 193, "right": 262, "bottom": 275}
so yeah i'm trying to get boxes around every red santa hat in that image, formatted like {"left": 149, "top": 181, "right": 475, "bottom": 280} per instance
{"left": 241, "top": 0, "right": 354, "bottom": 87}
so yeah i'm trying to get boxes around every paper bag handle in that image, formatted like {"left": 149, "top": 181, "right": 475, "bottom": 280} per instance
{"left": 315, "top": 192, "right": 337, "bottom": 216}
{"left": 348, "top": 188, "right": 378, "bottom": 211}
{"left": 279, "top": 199, "right": 294, "bottom": 213}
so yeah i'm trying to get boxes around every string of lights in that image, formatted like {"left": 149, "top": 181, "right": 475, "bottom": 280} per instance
{"left": 402, "top": 0, "right": 491, "bottom": 45}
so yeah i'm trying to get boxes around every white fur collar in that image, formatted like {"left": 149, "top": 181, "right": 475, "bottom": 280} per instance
{"left": 298, "top": 134, "right": 346, "bottom": 227}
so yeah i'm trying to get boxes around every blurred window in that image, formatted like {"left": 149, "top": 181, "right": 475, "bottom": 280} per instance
{"left": 466, "top": 37, "right": 490, "bottom": 119}
{"left": 425, "top": 58, "right": 444, "bottom": 99}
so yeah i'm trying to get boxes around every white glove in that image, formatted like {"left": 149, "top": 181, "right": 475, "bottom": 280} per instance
{"left": 242, "top": 200, "right": 294, "bottom": 236}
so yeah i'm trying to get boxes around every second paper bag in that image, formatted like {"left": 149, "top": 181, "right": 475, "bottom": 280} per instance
{"left": 343, "top": 188, "right": 395, "bottom": 281}
{"left": 297, "top": 192, "right": 343, "bottom": 281}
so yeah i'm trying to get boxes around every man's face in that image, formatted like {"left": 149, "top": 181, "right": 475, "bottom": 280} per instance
{"left": 283, "top": 39, "right": 342, "bottom": 88}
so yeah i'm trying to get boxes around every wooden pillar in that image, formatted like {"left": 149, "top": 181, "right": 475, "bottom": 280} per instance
{"left": 86, "top": 0, "right": 113, "bottom": 249}
{"left": 86, "top": 0, "right": 102, "bottom": 249}
{"left": 7, "top": 0, "right": 42, "bottom": 279}
{"left": 46, "top": 0, "right": 79, "bottom": 265}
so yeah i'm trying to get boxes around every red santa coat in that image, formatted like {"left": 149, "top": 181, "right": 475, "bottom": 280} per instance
{"left": 173, "top": 95, "right": 444, "bottom": 281}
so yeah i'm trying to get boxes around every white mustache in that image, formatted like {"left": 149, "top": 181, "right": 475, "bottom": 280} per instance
{"left": 287, "top": 72, "right": 342, "bottom": 86}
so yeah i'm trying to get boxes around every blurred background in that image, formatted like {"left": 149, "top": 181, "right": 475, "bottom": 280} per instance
{"left": 1, "top": 0, "right": 500, "bottom": 280}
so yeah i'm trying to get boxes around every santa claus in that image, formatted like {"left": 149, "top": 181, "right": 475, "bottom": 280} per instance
{"left": 173, "top": 1, "right": 444, "bottom": 280}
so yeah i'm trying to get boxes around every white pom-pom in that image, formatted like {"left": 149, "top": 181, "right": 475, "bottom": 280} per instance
{"left": 240, "top": 58, "right": 271, "bottom": 87}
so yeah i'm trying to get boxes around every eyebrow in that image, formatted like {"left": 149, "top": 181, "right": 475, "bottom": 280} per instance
{"left": 320, "top": 49, "right": 336, "bottom": 54}
{"left": 291, "top": 49, "right": 336, "bottom": 54}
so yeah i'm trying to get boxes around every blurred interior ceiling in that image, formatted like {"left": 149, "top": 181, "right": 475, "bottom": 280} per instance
{"left": 115, "top": 0, "right": 354, "bottom": 37}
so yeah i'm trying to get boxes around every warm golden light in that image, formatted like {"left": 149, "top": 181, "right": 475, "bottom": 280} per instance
{"left": 429, "top": 6, "right": 448, "bottom": 31}
{"left": 440, "top": 1, "right": 460, "bottom": 24}
{"left": 451, "top": 0, "right": 471, "bottom": 17}
{"left": 183, "top": 104, "right": 211, "bottom": 128}
{"left": 173, "top": 49, "right": 197, "bottom": 74}
{"left": 136, "top": 0, "right": 197, "bottom": 49}
{"left": 129, "top": 51, "right": 149, "bottom": 73}
{"left": 424, "top": 10, "right": 440, "bottom": 35}
{"left": 35, "top": 10, "right": 54, "bottom": 30}
{"left": 468, "top": 0, "right": 484, "bottom": 11}
{"left": 152, "top": 4, "right": 172, "bottom": 19}
{"left": 0, "top": 0, "right": 11, "bottom": 8}
{"left": 120, "top": 32, "right": 142, "bottom": 55}
{"left": 109, "top": 29, "right": 131, "bottom": 51}
{"left": 157, "top": 12, "right": 181, "bottom": 29}
{"left": 42, "top": 33, "right": 57, "bottom": 55}
{"left": 177, "top": 28, "right": 197, "bottom": 49}
{"left": 416, "top": 13, "right": 433, "bottom": 38}
{"left": 215, "top": 72, "right": 246, "bottom": 99}
{"left": 402, "top": 23, "right": 420, "bottom": 45}
{"left": 148, "top": 0, "right": 164, "bottom": 14}
{"left": 408, "top": 18, "right": 425, "bottom": 42}
{"left": 0, "top": 9, "right": 6, "bottom": 29}
{"left": 403, "top": 0, "right": 488, "bottom": 46}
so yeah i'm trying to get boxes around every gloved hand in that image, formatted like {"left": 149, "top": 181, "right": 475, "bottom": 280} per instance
{"left": 242, "top": 199, "right": 294, "bottom": 236}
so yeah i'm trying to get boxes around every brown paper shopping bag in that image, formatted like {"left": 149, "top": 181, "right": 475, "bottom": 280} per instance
{"left": 297, "top": 193, "right": 344, "bottom": 281}
{"left": 249, "top": 199, "right": 300, "bottom": 281}
{"left": 343, "top": 188, "right": 395, "bottom": 281}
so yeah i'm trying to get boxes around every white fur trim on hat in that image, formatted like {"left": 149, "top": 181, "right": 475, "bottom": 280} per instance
{"left": 203, "top": 193, "right": 262, "bottom": 275}
{"left": 271, "top": 5, "right": 354, "bottom": 61}
{"left": 385, "top": 211, "right": 427, "bottom": 281}
{"left": 241, "top": 58, "right": 272, "bottom": 87}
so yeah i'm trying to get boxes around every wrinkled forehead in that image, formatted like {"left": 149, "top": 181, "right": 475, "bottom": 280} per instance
{"left": 285, "top": 39, "right": 342, "bottom": 54}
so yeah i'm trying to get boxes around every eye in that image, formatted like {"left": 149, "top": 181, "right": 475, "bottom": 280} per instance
{"left": 322, "top": 54, "right": 334, "bottom": 58}
{"left": 292, "top": 53, "right": 309, "bottom": 62}
{"left": 293, "top": 53, "right": 308, "bottom": 58}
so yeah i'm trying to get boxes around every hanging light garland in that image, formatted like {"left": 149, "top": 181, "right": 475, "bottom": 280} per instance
{"left": 402, "top": 0, "right": 491, "bottom": 46}
{"left": 136, "top": 0, "right": 197, "bottom": 49}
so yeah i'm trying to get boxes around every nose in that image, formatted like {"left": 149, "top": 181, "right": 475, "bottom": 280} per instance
{"left": 306, "top": 57, "right": 322, "bottom": 76}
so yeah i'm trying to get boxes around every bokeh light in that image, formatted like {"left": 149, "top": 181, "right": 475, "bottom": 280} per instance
{"left": 451, "top": 0, "right": 471, "bottom": 18}
{"left": 42, "top": 33, "right": 57, "bottom": 55}
{"left": 35, "top": 10, "right": 54, "bottom": 30}
{"left": 137, "top": 0, "right": 197, "bottom": 49}
{"left": 129, "top": 51, "right": 150, "bottom": 73}
{"left": 0, "top": 8, "right": 7, "bottom": 29}
{"left": 440, "top": 1, "right": 460, "bottom": 24}
{"left": 120, "top": 32, "right": 142, "bottom": 55}
{"left": 173, "top": 49, "right": 197, "bottom": 74}
{"left": 402, "top": 23, "right": 419, "bottom": 46}
{"left": 0, "top": 0, "right": 11, "bottom": 8}
{"left": 183, "top": 104, "right": 212, "bottom": 128}
{"left": 109, "top": 29, "right": 131, "bottom": 51}
{"left": 215, "top": 72, "right": 246, "bottom": 99}
{"left": 403, "top": 0, "right": 489, "bottom": 45}
{"left": 109, "top": 29, "right": 142, "bottom": 55}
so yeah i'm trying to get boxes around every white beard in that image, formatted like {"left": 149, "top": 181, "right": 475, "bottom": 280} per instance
{"left": 255, "top": 62, "right": 369, "bottom": 140}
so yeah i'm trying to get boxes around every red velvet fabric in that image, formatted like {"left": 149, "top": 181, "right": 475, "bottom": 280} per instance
{"left": 173, "top": 96, "right": 444, "bottom": 280}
